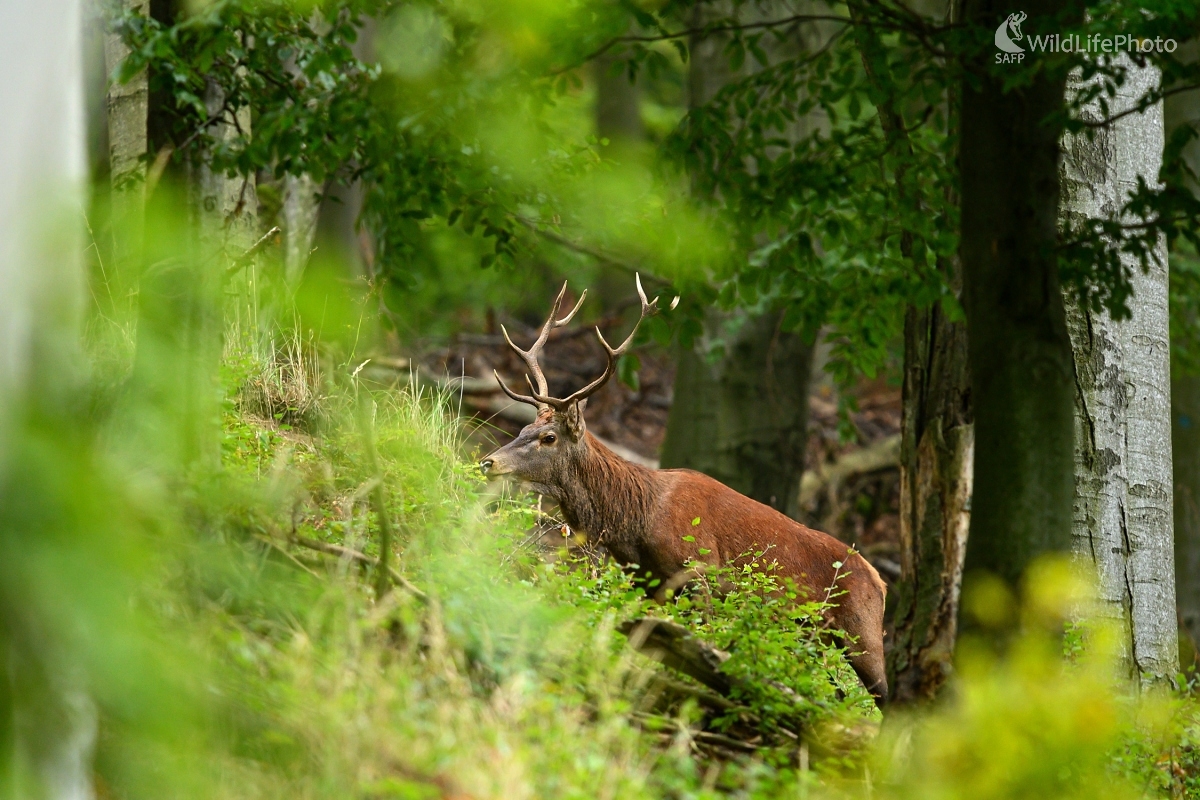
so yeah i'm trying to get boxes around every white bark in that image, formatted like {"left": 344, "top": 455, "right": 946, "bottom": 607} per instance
{"left": 1062, "top": 55, "right": 1178, "bottom": 680}
{"left": 103, "top": 0, "right": 149, "bottom": 242}
{"left": 0, "top": 5, "right": 95, "bottom": 799}
{"left": 195, "top": 77, "right": 257, "bottom": 252}
{"left": 0, "top": 0, "right": 87, "bottom": 443}
{"left": 282, "top": 172, "right": 319, "bottom": 290}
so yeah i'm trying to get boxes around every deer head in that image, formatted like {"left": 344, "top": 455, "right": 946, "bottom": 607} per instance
{"left": 479, "top": 275, "right": 662, "bottom": 491}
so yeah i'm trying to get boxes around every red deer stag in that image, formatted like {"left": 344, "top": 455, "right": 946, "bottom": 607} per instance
{"left": 479, "top": 277, "right": 888, "bottom": 703}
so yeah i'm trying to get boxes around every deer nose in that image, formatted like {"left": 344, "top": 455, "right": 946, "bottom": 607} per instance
{"left": 479, "top": 458, "right": 494, "bottom": 474}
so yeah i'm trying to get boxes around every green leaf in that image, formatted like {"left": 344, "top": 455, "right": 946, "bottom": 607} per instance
{"left": 682, "top": 535, "right": 695, "bottom": 543}
{"left": 691, "top": 517, "right": 701, "bottom": 526}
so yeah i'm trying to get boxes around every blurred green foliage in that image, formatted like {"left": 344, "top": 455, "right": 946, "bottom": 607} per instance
{"left": 7, "top": 219, "right": 1200, "bottom": 795}
{"left": 3, "top": 0, "right": 1199, "bottom": 797}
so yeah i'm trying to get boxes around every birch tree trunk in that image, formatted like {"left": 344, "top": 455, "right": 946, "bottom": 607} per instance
{"left": 0, "top": 5, "right": 94, "bottom": 799}
{"left": 1061, "top": 55, "right": 1178, "bottom": 680}
{"left": 103, "top": 0, "right": 149, "bottom": 262}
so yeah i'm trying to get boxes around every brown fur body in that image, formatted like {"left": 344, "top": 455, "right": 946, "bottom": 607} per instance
{"left": 485, "top": 418, "right": 888, "bottom": 702}
{"left": 482, "top": 280, "right": 887, "bottom": 702}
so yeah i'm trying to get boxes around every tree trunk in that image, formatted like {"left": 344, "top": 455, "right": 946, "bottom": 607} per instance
{"left": 850, "top": 0, "right": 973, "bottom": 700}
{"left": 0, "top": 5, "right": 93, "bottom": 798}
{"left": 103, "top": 0, "right": 149, "bottom": 261}
{"left": 1168, "top": 42, "right": 1200, "bottom": 666}
{"left": 662, "top": 309, "right": 814, "bottom": 518}
{"left": 1060, "top": 56, "right": 1178, "bottom": 681}
{"left": 178, "top": 77, "right": 256, "bottom": 468}
{"left": 959, "top": 0, "right": 1077, "bottom": 587}
{"left": 194, "top": 77, "right": 257, "bottom": 250}
{"left": 1175, "top": 374, "right": 1200, "bottom": 663}
{"left": 594, "top": 52, "right": 642, "bottom": 144}
{"left": 661, "top": 2, "right": 816, "bottom": 520}
{"left": 889, "top": 295, "right": 973, "bottom": 700}
{"left": 282, "top": 173, "right": 319, "bottom": 292}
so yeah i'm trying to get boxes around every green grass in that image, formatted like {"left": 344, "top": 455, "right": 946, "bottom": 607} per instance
{"left": 8, "top": 307, "right": 1200, "bottom": 800}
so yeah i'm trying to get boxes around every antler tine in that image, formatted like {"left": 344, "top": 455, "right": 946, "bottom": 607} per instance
{"left": 499, "top": 282, "right": 588, "bottom": 399}
{"left": 553, "top": 274, "right": 661, "bottom": 408}
{"left": 493, "top": 369, "right": 542, "bottom": 408}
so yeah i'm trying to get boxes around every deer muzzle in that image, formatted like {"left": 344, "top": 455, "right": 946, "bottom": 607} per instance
{"left": 478, "top": 450, "right": 514, "bottom": 478}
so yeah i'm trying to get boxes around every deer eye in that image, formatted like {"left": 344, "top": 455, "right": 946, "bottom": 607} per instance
{"left": 540, "top": 433, "right": 557, "bottom": 445}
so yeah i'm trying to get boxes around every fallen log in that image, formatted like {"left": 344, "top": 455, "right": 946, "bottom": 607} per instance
{"left": 797, "top": 434, "right": 900, "bottom": 508}
{"left": 619, "top": 617, "right": 734, "bottom": 696}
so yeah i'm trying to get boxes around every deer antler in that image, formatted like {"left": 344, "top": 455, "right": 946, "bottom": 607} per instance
{"left": 495, "top": 274, "right": 663, "bottom": 412}
{"left": 494, "top": 281, "right": 587, "bottom": 409}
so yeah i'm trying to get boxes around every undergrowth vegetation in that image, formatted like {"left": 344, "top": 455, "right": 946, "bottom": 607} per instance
{"left": 26, "top": 332, "right": 1188, "bottom": 798}
{"left": 8, "top": 258, "right": 1200, "bottom": 797}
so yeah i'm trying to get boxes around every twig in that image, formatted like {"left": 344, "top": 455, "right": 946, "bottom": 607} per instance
{"left": 552, "top": 14, "right": 857, "bottom": 75}
{"left": 290, "top": 533, "right": 428, "bottom": 601}
{"left": 1076, "top": 82, "right": 1200, "bottom": 129}
{"left": 226, "top": 226, "right": 282, "bottom": 276}
{"left": 144, "top": 144, "right": 175, "bottom": 200}
{"left": 514, "top": 216, "right": 643, "bottom": 276}
{"left": 254, "top": 534, "right": 321, "bottom": 579}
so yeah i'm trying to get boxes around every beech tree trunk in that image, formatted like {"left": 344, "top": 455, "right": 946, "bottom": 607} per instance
{"left": 1061, "top": 56, "right": 1178, "bottom": 680}
{"left": 661, "top": 2, "right": 816, "bottom": 519}
{"left": 103, "top": 0, "right": 149, "bottom": 260}
{"left": 847, "top": 0, "right": 973, "bottom": 700}
{"left": 282, "top": 173, "right": 319, "bottom": 291}
{"left": 662, "top": 309, "right": 814, "bottom": 518}
{"left": 195, "top": 77, "right": 257, "bottom": 250}
{"left": 594, "top": 51, "right": 642, "bottom": 144}
{"left": 173, "top": 77, "right": 257, "bottom": 468}
{"left": 1168, "top": 42, "right": 1200, "bottom": 665}
{"left": 959, "top": 0, "right": 1077, "bottom": 587}
{"left": 0, "top": 5, "right": 93, "bottom": 799}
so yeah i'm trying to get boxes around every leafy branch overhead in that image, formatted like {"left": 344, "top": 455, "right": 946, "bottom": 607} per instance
{"left": 115, "top": 0, "right": 1200, "bottom": 382}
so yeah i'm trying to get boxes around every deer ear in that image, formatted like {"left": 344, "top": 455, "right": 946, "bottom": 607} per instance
{"left": 563, "top": 400, "right": 587, "bottom": 439}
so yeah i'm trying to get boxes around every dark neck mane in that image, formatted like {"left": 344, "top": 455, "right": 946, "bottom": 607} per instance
{"left": 555, "top": 433, "right": 656, "bottom": 549}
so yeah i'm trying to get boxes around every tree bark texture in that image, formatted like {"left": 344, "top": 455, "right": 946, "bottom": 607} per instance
{"left": 103, "top": 0, "right": 149, "bottom": 252}
{"left": 959, "top": 0, "right": 1077, "bottom": 586}
{"left": 888, "top": 300, "right": 974, "bottom": 700}
{"left": 1061, "top": 56, "right": 1178, "bottom": 680}
{"left": 282, "top": 173, "right": 319, "bottom": 291}
{"left": 662, "top": 2, "right": 816, "bottom": 520}
{"left": 181, "top": 77, "right": 256, "bottom": 469}
{"left": 662, "top": 309, "right": 813, "bottom": 519}
{"left": 195, "top": 77, "right": 257, "bottom": 251}
{"left": 1167, "top": 43, "right": 1200, "bottom": 664}
{"left": 852, "top": 0, "right": 974, "bottom": 701}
